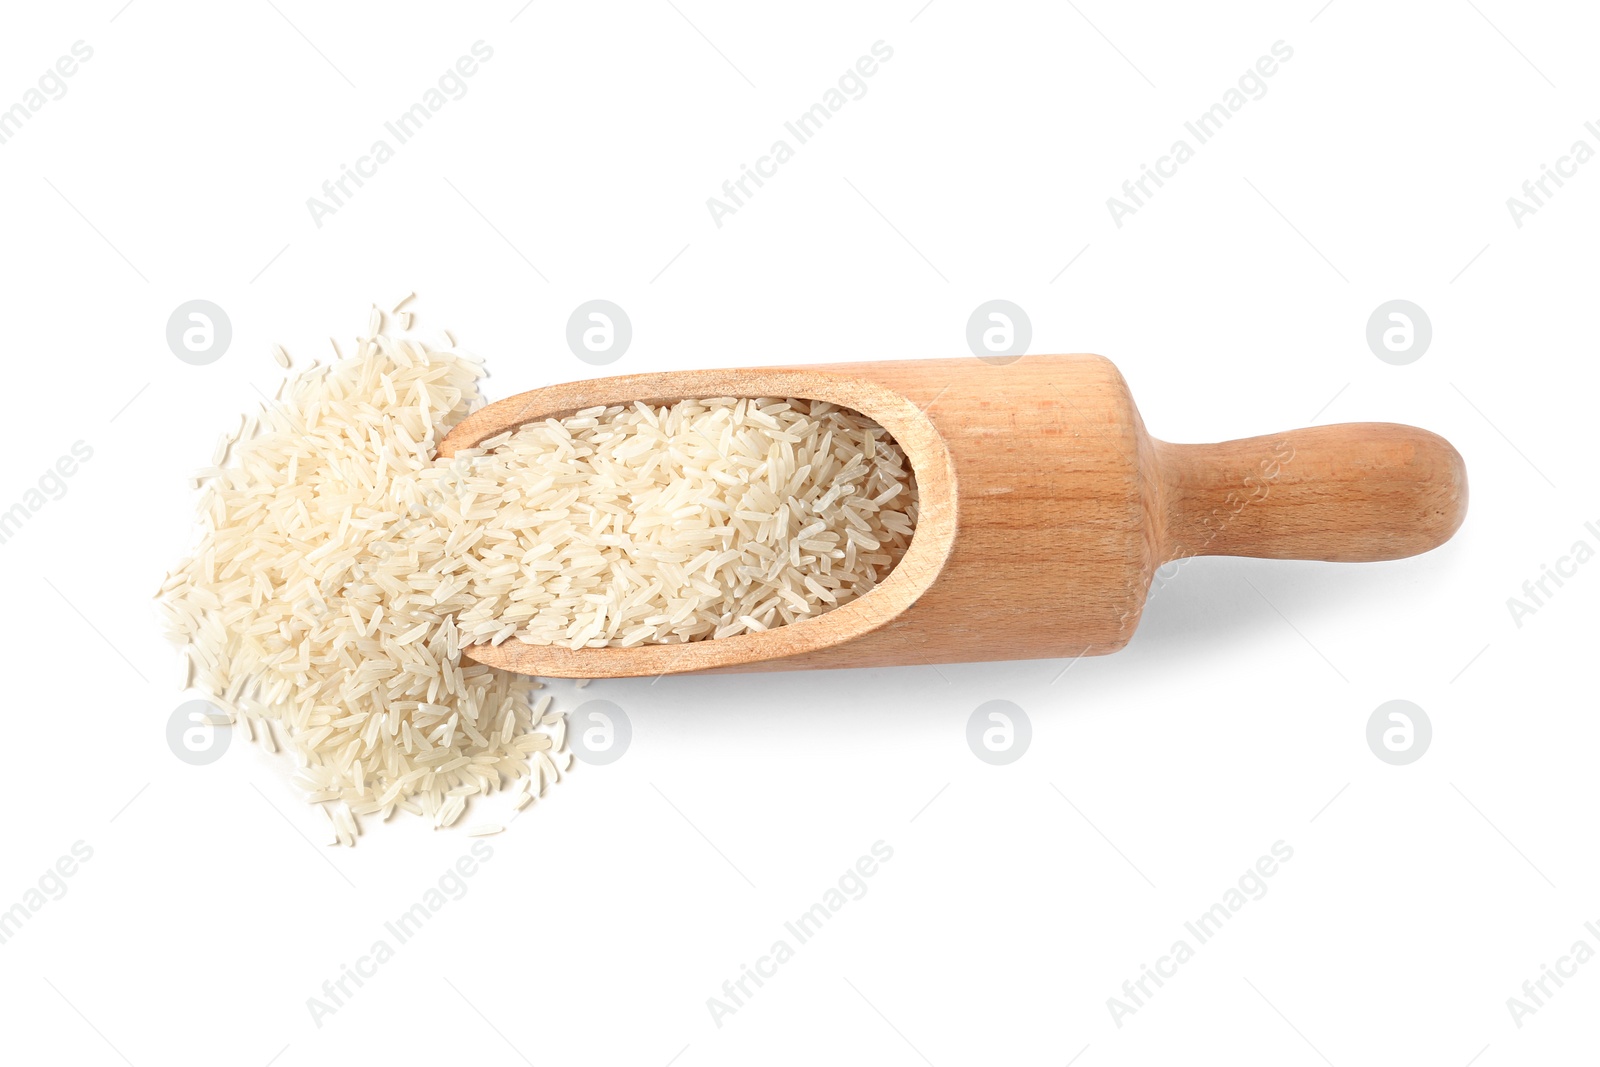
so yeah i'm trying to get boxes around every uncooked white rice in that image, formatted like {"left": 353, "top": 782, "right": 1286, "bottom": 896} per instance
{"left": 440, "top": 397, "right": 918, "bottom": 648}
{"left": 159, "top": 306, "right": 919, "bottom": 840}
{"left": 159, "top": 318, "right": 567, "bottom": 841}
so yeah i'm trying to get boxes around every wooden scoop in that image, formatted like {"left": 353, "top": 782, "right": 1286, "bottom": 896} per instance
{"left": 438, "top": 355, "right": 1466, "bottom": 678}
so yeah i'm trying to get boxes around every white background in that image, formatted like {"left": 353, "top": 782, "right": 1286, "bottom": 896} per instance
{"left": 0, "top": 1, "right": 1595, "bottom": 1064}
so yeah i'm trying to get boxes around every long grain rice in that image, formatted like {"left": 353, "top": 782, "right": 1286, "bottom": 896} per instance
{"left": 442, "top": 397, "right": 918, "bottom": 648}
{"left": 159, "top": 305, "right": 920, "bottom": 842}
{"left": 159, "top": 318, "right": 567, "bottom": 841}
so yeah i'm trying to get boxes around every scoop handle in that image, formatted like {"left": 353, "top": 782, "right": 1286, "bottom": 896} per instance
{"left": 1152, "top": 422, "right": 1467, "bottom": 563}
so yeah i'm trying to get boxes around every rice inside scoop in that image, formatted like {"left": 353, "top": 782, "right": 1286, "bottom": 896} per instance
{"left": 446, "top": 397, "right": 919, "bottom": 649}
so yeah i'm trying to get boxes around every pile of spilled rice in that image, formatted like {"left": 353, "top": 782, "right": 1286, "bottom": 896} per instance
{"left": 157, "top": 302, "right": 918, "bottom": 844}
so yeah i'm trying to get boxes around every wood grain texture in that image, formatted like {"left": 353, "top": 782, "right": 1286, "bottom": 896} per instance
{"left": 436, "top": 354, "right": 1467, "bottom": 677}
{"left": 1153, "top": 424, "right": 1468, "bottom": 563}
